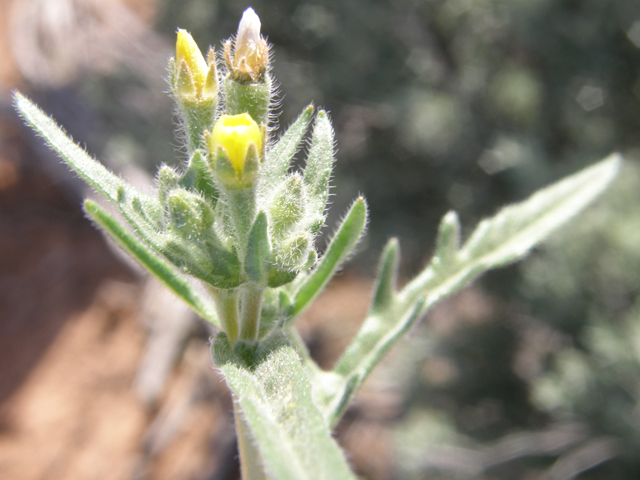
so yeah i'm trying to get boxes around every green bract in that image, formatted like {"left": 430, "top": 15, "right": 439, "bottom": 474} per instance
{"left": 13, "top": 7, "right": 621, "bottom": 480}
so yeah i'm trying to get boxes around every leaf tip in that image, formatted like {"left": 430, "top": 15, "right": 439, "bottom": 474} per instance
{"left": 82, "top": 198, "right": 98, "bottom": 214}
{"left": 601, "top": 152, "right": 623, "bottom": 179}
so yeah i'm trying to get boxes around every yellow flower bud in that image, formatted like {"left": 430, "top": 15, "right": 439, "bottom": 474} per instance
{"left": 175, "top": 29, "right": 209, "bottom": 97}
{"left": 210, "top": 114, "right": 262, "bottom": 174}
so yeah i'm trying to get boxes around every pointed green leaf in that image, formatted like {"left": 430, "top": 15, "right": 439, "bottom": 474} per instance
{"left": 328, "top": 155, "right": 620, "bottom": 426}
{"left": 261, "top": 105, "right": 314, "bottom": 192}
{"left": 402, "top": 154, "right": 623, "bottom": 310}
{"left": 83, "top": 200, "right": 219, "bottom": 325}
{"left": 431, "top": 211, "right": 461, "bottom": 272}
{"left": 289, "top": 197, "right": 367, "bottom": 322}
{"left": 245, "top": 211, "right": 271, "bottom": 285}
{"left": 371, "top": 238, "right": 400, "bottom": 314}
{"left": 303, "top": 110, "right": 334, "bottom": 219}
{"left": 213, "top": 334, "right": 357, "bottom": 480}
{"left": 328, "top": 298, "right": 424, "bottom": 424}
{"left": 179, "top": 150, "right": 219, "bottom": 206}
{"left": 14, "top": 93, "right": 127, "bottom": 203}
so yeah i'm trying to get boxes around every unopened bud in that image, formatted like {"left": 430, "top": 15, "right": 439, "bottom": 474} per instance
{"left": 174, "top": 29, "right": 217, "bottom": 100}
{"left": 277, "top": 232, "right": 311, "bottom": 269}
{"left": 209, "top": 113, "right": 263, "bottom": 175}
{"left": 225, "top": 8, "right": 269, "bottom": 83}
{"left": 167, "top": 188, "right": 215, "bottom": 240}
{"left": 268, "top": 175, "right": 305, "bottom": 237}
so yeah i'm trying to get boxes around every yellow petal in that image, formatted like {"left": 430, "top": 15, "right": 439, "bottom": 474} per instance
{"left": 176, "top": 29, "right": 208, "bottom": 95}
{"left": 211, "top": 114, "right": 262, "bottom": 174}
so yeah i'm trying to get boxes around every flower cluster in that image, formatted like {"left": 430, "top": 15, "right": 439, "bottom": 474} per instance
{"left": 154, "top": 8, "right": 337, "bottom": 342}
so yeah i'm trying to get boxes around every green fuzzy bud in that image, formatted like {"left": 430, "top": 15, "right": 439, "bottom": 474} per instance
{"left": 178, "top": 150, "right": 218, "bottom": 206}
{"left": 156, "top": 165, "right": 180, "bottom": 205}
{"left": 268, "top": 174, "right": 306, "bottom": 238}
{"left": 276, "top": 232, "right": 311, "bottom": 269}
{"left": 167, "top": 188, "right": 214, "bottom": 237}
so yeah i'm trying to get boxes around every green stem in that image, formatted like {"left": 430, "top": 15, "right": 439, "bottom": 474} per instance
{"left": 239, "top": 286, "right": 264, "bottom": 342}
{"left": 234, "top": 403, "right": 267, "bottom": 480}
{"left": 210, "top": 288, "right": 240, "bottom": 343}
{"left": 180, "top": 99, "right": 217, "bottom": 154}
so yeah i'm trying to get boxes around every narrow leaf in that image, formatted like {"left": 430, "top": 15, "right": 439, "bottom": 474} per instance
{"left": 402, "top": 154, "right": 623, "bottom": 309}
{"left": 14, "top": 93, "right": 127, "bottom": 203}
{"left": 261, "top": 105, "right": 314, "bottom": 192}
{"left": 328, "top": 155, "right": 620, "bottom": 425}
{"left": 463, "top": 156, "right": 620, "bottom": 267}
{"left": 179, "top": 150, "right": 219, "bottom": 206}
{"left": 290, "top": 197, "right": 367, "bottom": 321}
{"left": 84, "top": 200, "right": 219, "bottom": 325}
{"left": 245, "top": 211, "right": 271, "bottom": 285}
{"left": 431, "top": 211, "right": 461, "bottom": 271}
{"left": 371, "top": 238, "right": 400, "bottom": 313}
{"left": 213, "top": 335, "right": 356, "bottom": 480}
{"left": 318, "top": 299, "right": 425, "bottom": 426}
{"left": 303, "top": 110, "right": 334, "bottom": 218}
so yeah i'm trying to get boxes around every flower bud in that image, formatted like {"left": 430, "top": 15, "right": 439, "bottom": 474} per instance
{"left": 268, "top": 175, "right": 305, "bottom": 237}
{"left": 209, "top": 113, "right": 263, "bottom": 176}
{"left": 276, "top": 232, "right": 312, "bottom": 269}
{"left": 167, "top": 188, "right": 215, "bottom": 238}
{"left": 174, "top": 29, "right": 217, "bottom": 101}
{"left": 225, "top": 8, "right": 269, "bottom": 83}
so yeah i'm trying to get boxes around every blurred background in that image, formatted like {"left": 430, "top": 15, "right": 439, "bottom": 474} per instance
{"left": 2, "top": 0, "right": 640, "bottom": 478}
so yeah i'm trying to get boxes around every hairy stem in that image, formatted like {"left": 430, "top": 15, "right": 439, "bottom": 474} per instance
{"left": 210, "top": 288, "right": 240, "bottom": 343}
{"left": 239, "top": 286, "right": 264, "bottom": 342}
{"left": 234, "top": 403, "right": 267, "bottom": 480}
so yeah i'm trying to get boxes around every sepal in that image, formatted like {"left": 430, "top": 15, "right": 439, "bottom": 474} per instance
{"left": 157, "top": 165, "right": 180, "bottom": 205}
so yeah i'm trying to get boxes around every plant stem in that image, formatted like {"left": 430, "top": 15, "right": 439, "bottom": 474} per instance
{"left": 239, "top": 286, "right": 264, "bottom": 342}
{"left": 234, "top": 402, "right": 266, "bottom": 480}
{"left": 210, "top": 288, "right": 240, "bottom": 343}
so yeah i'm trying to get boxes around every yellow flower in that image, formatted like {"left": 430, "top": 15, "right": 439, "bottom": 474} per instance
{"left": 210, "top": 114, "right": 262, "bottom": 174}
{"left": 176, "top": 29, "right": 209, "bottom": 96}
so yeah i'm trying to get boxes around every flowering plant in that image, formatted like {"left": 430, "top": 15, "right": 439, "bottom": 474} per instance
{"left": 14, "top": 7, "right": 620, "bottom": 480}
